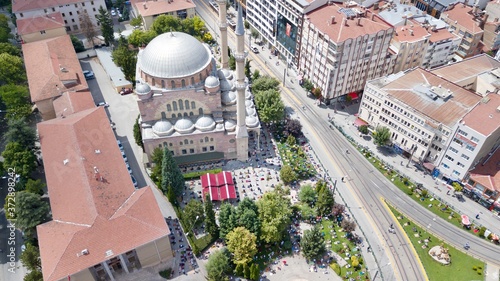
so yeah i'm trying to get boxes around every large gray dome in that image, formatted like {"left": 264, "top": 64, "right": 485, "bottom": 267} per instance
{"left": 195, "top": 116, "right": 216, "bottom": 131}
{"left": 174, "top": 118, "right": 195, "bottom": 134}
{"left": 139, "top": 32, "right": 212, "bottom": 78}
{"left": 153, "top": 120, "right": 174, "bottom": 136}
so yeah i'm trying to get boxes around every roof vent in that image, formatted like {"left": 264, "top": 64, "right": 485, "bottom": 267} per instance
{"left": 489, "top": 114, "right": 494, "bottom": 118}
{"left": 95, "top": 150, "right": 101, "bottom": 154}
{"left": 63, "top": 159, "right": 69, "bottom": 165}
{"left": 77, "top": 249, "right": 89, "bottom": 257}
{"left": 105, "top": 250, "right": 114, "bottom": 257}
{"left": 496, "top": 105, "right": 500, "bottom": 112}
{"left": 94, "top": 167, "right": 99, "bottom": 173}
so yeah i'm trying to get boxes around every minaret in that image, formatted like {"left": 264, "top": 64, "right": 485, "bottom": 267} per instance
{"left": 216, "top": 0, "right": 229, "bottom": 69}
{"left": 234, "top": 4, "right": 249, "bottom": 161}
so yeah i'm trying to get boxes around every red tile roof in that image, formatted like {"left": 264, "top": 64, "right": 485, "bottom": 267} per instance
{"left": 393, "top": 23, "right": 429, "bottom": 43}
{"left": 461, "top": 94, "right": 500, "bottom": 136}
{"left": 22, "top": 35, "right": 88, "bottom": 102}
{"left": 37, "top": 107, "right": 169, "bottom": 281}
{"left": 441, "top": 4, "right": 484, "bottom": 34}
{"left": 16, "top": 12, "right": 64, "bottom": 35}
{"left": 469, "top": 148, "right": 500, "bottom": 193}
{"left": 132, "top": 0, "right": 196, "bottom": 17}
{"left": 428, "top": 27, "right": 458, "bottom": 43}
{"left": 13, "top": 0, "right": 83, "bottom": 13}
{"left": 53, "top": 91, "right": 96, "bottom": 117}
{"left": 306, "top": 4, "right": 392, "bottom": 43}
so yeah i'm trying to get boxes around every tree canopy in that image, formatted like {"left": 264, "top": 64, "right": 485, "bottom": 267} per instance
{"left": 79, "top": 10, "right": 97, "bottom": 47}
{"left": 112, "top": 38, "right": 137, "bottom": 82}
{"left": 127, "top": 29, "right": 156, "bottom": 47}
{"left": 20, "top": 243, "right": 41, "bottom": 271}
{"left": 1, "top": 142, "right": 36, "bottom": 178}
{"left": 254, "top": 89, "right": 285, "bottom": 124}
{"left": 161, "top": 148, "right": 184, "bottom": 197}
{"left": 0, "top": 14, "right": 12, "bottom": 43}
{"left": 218, "top": 202, "right": 237, "bottom": 239}
{"left": 315, "top": 181, "right": 334, "bottom": 217}
{"left": 96, "top": 6, "right": 114, "bottom": 46}
{"left": 130, "top": 15, "right": 143, "bottom": 28}
{"left": 206, "top": 248, "right": 230, "bottom": 281}
{"left": 373, "top": 126, "right": 391, "bottom": 146}
{"left": 257, "top": 190, "right": 292, "bottom": 243}
{"left": 298, "top": 184, "right": 317, "bottom": 207}
{"left": 279, "top": 165, "right": 296, "bottom": 185}
{"left": 226, "top": 227, "right": 258, "bottom": 266}
{"left": 15, "top": 191, "right": 50, "bottom": 236}
{"left": 183, "top": 199, "right": 204, "bottom": 229}
{"left": 3, "top": 117, "right": 37, "bottom": 149}
{"left": 204, "top": 194, "right": 219, "bottom": 237}
{"left": 0, "top": 42, "right": 21, "bottom": 56}
{"left": 70, "top": 35, "right": 85, "bottom": 52}
{"left": 283, "top": 118, "right": 303, "bottom": 138}
{"left": 24, "top": 179, "right": 45, "bottom": 196}
{"left": 301, "top": 225, "right": 326, "bottom": 261}
{"left": 251, "top": 76, "right": 280, "bottom": 92}
{"left": 235, "top": 198, "right": 260, "bottom": 238}
{"left": 0, "top": 53, "right": 27, "bottom": 85}
{"left": 0, "top": 85, "right": 31, "bottom": 120}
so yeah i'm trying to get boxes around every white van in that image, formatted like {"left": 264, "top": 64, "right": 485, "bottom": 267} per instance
{"left": 250, "top": 45, "right": 259, "bottom": 53}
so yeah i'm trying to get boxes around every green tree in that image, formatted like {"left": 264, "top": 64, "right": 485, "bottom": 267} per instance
{"left": 254, "top": 89, "right": 285, "bottom": 124}
{"left": 373, "top": 126, "right": 391, "bottom": 146}
{"left": 312, "top": 87, "right": 322, "bottom": 100}
{"left": 452, "top": 182, "right": 463, "bottom": 193}
{"left": 0, "top": 14, "right": 12, "bottom": 43}
{"left": 252, "top": 70, "right": 260, "bottom": 81}
{"left": 249, "top": 263, "right": 260, "bottom": 281}
{"left": 0, "top": 53, "right": 26, "bottom": 85}
{"left": 299, "top": 203, "right": 316, "bottom": 220}
{"left": 181, "top": 16, "right": 206, "bottom": 37}
{"left": 161, "top": 148, "right": 184, "bottom": 197}
{"left": 286, "top": 134, "right": 296, "bottom": 146}
{"left": 15, "top": 191, "right": 50, "bottom": 236}
{"left": 279, "top": 165, "right": 296, "bottom": 185}
{"left": 301, "top": 225, "right": 326, "bottom": 261}
{"left": 184, "top": 199, "right": 204, "bottom": 229}
{"left": 1, "top": 142, "right": 36, "bottom": 178}
{"left": 0, "top": 85, "right": 31, "bottom": 120}
{"left": 226, "top": 227, "right": 257, "bottom": 266}
{"left": 127, "top": 29, "right": 156, "bottom": 47}
{"left": 204, "top": 194, "right": 219, "bottom": 237}
{"left": 251, "top": 76, "right": 280, "bottom": 92}
{"left": 284, "top": 118, "right": 303, "bottom": 138}
{"left": 302, "top": 78, "right": 314, "bottom": 92}
{"left": 219, "top": 202, "right": 237, "bottom": 239}
{"left": 244, "top": 20, "right": 250, "bottom": 30}
{"left": 315, "top": 181, "right": 334, "bottom": 217}
{"left": 228, "top": 52, "right": 236, "bottom": 70}
{"left": 149, "top": 148, "right": 163, "bottom": 185}
{"left": 235, "top": 198, "right": 260, "bottom": 238}
{"left": 3, "top": 117, "right": 36, "bottom": 149}
{"left": 20, "top": 243, "right": 41, "bottom": 271}
{"left": 298, "top": 184, "right": 317, "bottom": 207}
{"left": 358, "top": 125, "right": 369, "bottom": 135}
{"left": 245, "top": 59, "right": 252, "bottom": 78}
{"left": 341, "top": 219, "right": 357, "bottom": 233}
{"left": 23, "top": 270, "right": 43, "bottom": 281}
{"left": 130, "top": 15, "right": 143, "bottom": 28}
{"left": 257, "top": 189, "right": 292, "bottom": 243}
{"left": 79, "top": 9, "right": 97, "bottom": 47}
{"left": 206, "top": 248, "right": 230, "bottom": 281}
{"left": 119, "top": 48, "right": 137, "bottom": 82}
{"left": 25, "top": 179, "right": 45, "bottom": 196}
{"left": 151, "top": 15, "right": 182, "bottom": 35}
{"left": 0, "top": 42, "right": 20, "bottom": 56}
{"left": 250, "top": 28, "right": 259, "bottom": 42}
{"left": 133, "top": 115, "right": 143, "bottom": 150}
{"left": 70, "top": 35, "right": 85, "bottom": 52}
{"left": 96, "top": 6, "right": 114, "bottom": 46}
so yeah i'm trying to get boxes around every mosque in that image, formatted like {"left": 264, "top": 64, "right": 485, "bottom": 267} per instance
{"left": 135, "top": 2, "right": 259, "bottom": 165}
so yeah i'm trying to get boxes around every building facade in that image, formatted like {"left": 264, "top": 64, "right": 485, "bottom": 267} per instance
{"left": 299, "top": 3, "right": 395, "bottom": 103}
{"left": 12, "top": 0, "right": 106, "bottom": 33}
{"left": 130, "top": 0, "right": 196, "bottom": 30}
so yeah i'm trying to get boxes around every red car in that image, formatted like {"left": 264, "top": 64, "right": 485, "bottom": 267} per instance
{"left": 120, "top": 88, "right": 133, "bottom": 95}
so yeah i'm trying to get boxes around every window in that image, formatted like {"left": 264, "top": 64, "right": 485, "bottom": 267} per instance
{"left": 40, "top": 30, "right": 46, "bottom": 34}
{"left": 191, "top": 101, "right": 196, "bottom": 109}
{"left": 181, "top": 79, "right": 185, "bottom": 87}
{"left": 443, "top": 163, "right": 449, "bottom": 169}
{"left": 73, "top": 24, "right": 78, "bottom": 30}
{"left": 69, "top": 12, "right": 73, "bottom": 16}
{"left": 74, "top": 4, "right": 78, "bottom": 7}
{"left": 91, "top": 1, "right": 95, "bottom": 4}
{"left": 44, "top": 9, "right": 47, "bottom": 13}
{"left": 449, "top": 147, "right": 458, "bottom": 153}
{"left": 166, "top": 104, "right": 172, "bottom": 111}
{"left": 444, "top": 155, "right": 454, "bottom": 162}
{"left": 173, "top": 101, "right": 177, "bottom": 111}
{"left": 72, "top": 19, "right": 75, "bottom": 23}
{"left": 205, "top": 137, "right": 209, "bottom": 142}
{"left": 52, "top": 8, "right": 55, "bottom": 12}
{"left": 184, "top": 139, "right": 188, "bottom": 145}
{"left": 202, "top": 147, "right": 208, "bottom": 152}
{"left": 461, "top": 154, "right": 470, "bottom": 160}
{"left": 182, "top": 149, "right": 187, "bottom": 155}
{"left": 465, "top": 144, "right": 475, "bottom": 152}
{"left": 185, "top": 100, "right": 190, "bottom": 109}
{"left": 171, "top": 80, "right": 175, "bottom": 88}
{"left": 191, "top": 77, "right": 195, "bottom": 85}
{"left": 189, "top": 148, "right": 195, "bottom": 153}
{"left": 457, "top": 162, "right": 465, "bottom": 168}
{"left": 209, "top": 146, "right": 215, "bottom": 151}
{"left": 61, "top": 13, "right": 65, "bottom": 17}
{"left": 457, "top": 129, "right": 468, "bottom": 136}
{"left": 470, "top": 136, "right": 479, "bottom": 143}
{"left": 82, "top": 2, "right": 85, "bottom": 6}
{"left": 178, "top": 99, "right": 184, "bottom": 110}
{"left": 452, "top": 170, "right": 460, "bottom": 176}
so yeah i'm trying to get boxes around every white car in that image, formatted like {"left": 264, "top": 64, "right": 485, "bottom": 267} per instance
{"left": 121, "top": 151, "right": 128, "bottom": 162}
{"left": 97, "top": 102, "right": 109, "bottom": 108}
{"left": 110, "top": 10, "right": 116, "bottom": 16}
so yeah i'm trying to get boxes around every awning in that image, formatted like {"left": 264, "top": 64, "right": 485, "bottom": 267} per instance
{"left": 423, "top": 162, "right": 435, "bottom": 171}
{"left": 353, "top": 118, "right": 368, "bottom": 127}
{"left": 348, "top": 92, "right": 359, "bottom": 100}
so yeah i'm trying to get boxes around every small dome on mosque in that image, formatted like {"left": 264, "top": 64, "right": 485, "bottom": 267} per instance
{"left": 218, "top": 69, "right": 233, "bottom": 80}
{"left": 221, "top": 91, "right": 237, "bottom": 105}
{"left": 245, "top": 90, "right": 252, "bottom": 100}
{"left": 205, "top": 76, "right": 220, "bottom": 88}
{"left": 220, "top": 79, "right": 235, "bottom": 92}
{"left": 246, "top": 107, "right": 256, "bottom": 116}
{"left": 195, "top": 116, "right": 216, "bottom": 131}
{"left": 246, "top": 116, "right": 259, "bottom": 128}
{"left": 135, "top": 83, "right": 151, "bottom": 95}
{"left": 245, "top": 100, "right": 253, "bottom": 107}
{"left": 224, "top": 119, "right": 237, "bottom": 131}
{"left": 174, "top": 118, "right": 195, "bottom": 134}
{"left": 152, "top": 120, "right": 174, "bottom": 136}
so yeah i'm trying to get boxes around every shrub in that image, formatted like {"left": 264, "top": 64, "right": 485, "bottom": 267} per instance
{"left": 421, "top": 189, "right": 428, "bottom": 198}
{"left": 183, "top": 168, "right": 223, "bottom": 180}
{"left": 402, "top": 177, "right": 410, "bottom": 185}
{"left": 330, "top": 263, "right": 341, "bottom": 275}
{"left": 472, "top": 266, "right": 477, "bottom": 271}
{"left": 479, "top": 227, "right": 486, "bottom": 238}
{"left": 358, "top": 125, "right": 369, "bottom": 135}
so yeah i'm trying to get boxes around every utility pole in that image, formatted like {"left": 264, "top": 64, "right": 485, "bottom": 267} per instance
{"left": 406, "top": 144, "right": 417, "bottom": 167}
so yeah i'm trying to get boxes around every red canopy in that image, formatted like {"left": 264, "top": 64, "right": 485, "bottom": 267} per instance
{"left": 353, "top": 118, "right": 368, "bottom": 127}
{"left": 461, "top": 215, "right": 470, "bottom": 225}
{"left": 348, "top": 92, "right": 359, "bottom": 100}
{"left": 201, "top": 171, "right": 235, "bottom": 201}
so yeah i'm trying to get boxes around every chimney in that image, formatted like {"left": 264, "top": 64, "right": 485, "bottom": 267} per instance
{"left": 464, "top": 0, "right": 468, "bottom": 6}
{"left": 431, "top": 24, "right": 437, "bottom": 31}
{"left": 480, "top": 14, "right": 489, "bottom": 29}
{"left": 403, "top": 15, "right": 407, "bottom": 26}
{"left": 495, "top": 17, "right": 499, "bottom": 22}
{"left": 374, "top": 2, "right": 379, "bottom": 10}
{"left": 473, "top": 5, "right": 478, "bottom": 14}
{"left": 143, "top": 3, "right": 147, "bottom": 9}
{"left": 357, "top": 17, "right": 361, "bottom": 26}
{"left": 371, "top": 13, "right": 375, "bottom": 21}
{"left": 331, "top": 16, "right": 336, "bottom": 24}
{"left": 410, "top": 29, "right": 414, "bottom": 36}
{"left": 344, "top": 18, "right": 348, "bottom": 26}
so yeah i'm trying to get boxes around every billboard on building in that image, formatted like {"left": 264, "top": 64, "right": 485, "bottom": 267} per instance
{"left": 276, "top": 13, "right": 297, "bottom": 55}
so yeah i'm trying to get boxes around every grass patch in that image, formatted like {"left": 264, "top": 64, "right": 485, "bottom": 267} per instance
{"left": 276, "top": 142, "right": 316, "bottom": 179}
{"left": 388, "top": 203, "right": 485, "bottom": 281}
{"left": 183, "top": 168, "right": 223, "bottom": 180}
{"left": 159, "top": 268, "right": 172, "bottom": 279}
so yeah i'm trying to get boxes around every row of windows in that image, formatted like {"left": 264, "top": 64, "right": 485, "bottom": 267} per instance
{"left": 452, "top": 138, "right": 476, "bottom": 152}
{"left": 379, "top": 115, "right": 428, "bottom": 147}
{"left": 384, "top": 100, "right": 425, "bottom": 127}
{"left": 159, "top": 137, "right": 215, "bottom": 148}
{"left": 441, "top": 163, "right": 461, "bottom": 177}
{"left": 166, "top": 100, "right": 196, "bottom": 112}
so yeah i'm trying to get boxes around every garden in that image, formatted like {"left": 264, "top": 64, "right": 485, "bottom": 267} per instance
{"left": 388, "top": 203, "right": 486, "bottom": 281}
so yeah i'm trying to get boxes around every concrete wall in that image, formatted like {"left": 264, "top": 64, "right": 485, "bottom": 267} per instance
{"left": 21, "top": 27, "right": 66, "bottom": 43}
{"left": 135, "top": 236, "right": 173, "bottom": 268}
{"left": 76, "top": 49, "right": 97, "bottom": 59}
{"left": 58, "top": 268, "right": 94, "bottom": 281}
{"left": 36, "top": 98, "right": 57, "bottom": 120}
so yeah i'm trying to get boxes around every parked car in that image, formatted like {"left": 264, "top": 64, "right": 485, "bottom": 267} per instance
{"left": 131, "top": 175, "right": 138, "bottom": 188}
{"left": 117, "top": 140, "right": 124, "bottom": 151}
{"left": 125, "top": 163, "right": 133, "bottom": 174}
{"left": 97, "top": 102, "right": 109, "bottom": 107}
{"left": 111, "top": 10, "right": 116, "bottom": 16}
{"left": 120, "top": 88, "right": 133, "bottom": 95}
{"left": 121, "top": 151, "right": 128, "bottom": 162}
{"left": 250, "top": 45, "right": 259, "bottom": 54}
{"left": 83, "top": 70, "right": 95, "bottom": 80}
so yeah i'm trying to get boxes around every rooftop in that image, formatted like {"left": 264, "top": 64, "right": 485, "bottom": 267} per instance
{"left": 12, "top": 0, "right": 82, "bottom": 12}
{"left": 37, "top": 107, "right": 169, "bottom": 281}
{"left": 393, "top": 22, "right": 430, "bottom": 43}
{"left": 468, "top": 148, "right": 500, "bottom": 193}
{"left": 306, "top": 3, "right": 392, "bottom": 43}
{"left": 53, "top": 91, "right": 96, "bottom": 117}
{"left": 461, "top": 94, "right": 500, "bottom": 136}
{"left": 16, "top": 12, "right": 64, "bottom": 35}
{"left": 441, "top": 4, "right": 484, "bottom": 34}
{"left": 22, "top": 35, "right": 88, "bottom": 102}
{"left": 428, "top": 27, "right": 458, "bottom": 43}
{"left": 132, "top": 0, "right": 196, "bottom": 17}
{"left": 431, "top": 54, "right": 500, "bottom": 83}
{"left": 377, "top": 68, "right": 482, "bottom": 127}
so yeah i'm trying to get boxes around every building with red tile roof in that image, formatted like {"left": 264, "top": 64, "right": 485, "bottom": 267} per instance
{"left": 22, "top": 35, "right": 88, "bottom": 120}
{"left": 483, "top": 19, "right": 500, "bottom": 51}
{"left": 465, "top": 147, "right": 500, "bottom": 208}
{"left": 299, "top": 2, "right": 396, "bottom": 103}
{"left": 16, "top": 12, "right": 66, "bottom": 43}
{"left": 130, "top": 0, "right": 196, "bottom": 30}
{"left": 53, "top": 91, "right": 96, "bottom": 117}
{"left": 12, "top": 0, "right": 105, "bottom": 33}
{"left": 37, "top": 107, "right": 173, "bottom": 281}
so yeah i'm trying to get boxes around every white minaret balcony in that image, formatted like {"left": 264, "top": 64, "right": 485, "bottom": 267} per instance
{"left": 235, "top": 82, "right": 246, "bottom": 90}
{"left": 234, "top": 52, "right": 248, "bottom": 62}
{"left": 218, "top": 22, "right": 228, "bottom": 29}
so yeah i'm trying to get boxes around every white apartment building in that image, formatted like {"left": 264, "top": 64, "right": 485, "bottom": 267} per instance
{"left": 299, "top": 3, "right": 395, "bottom": 103}
{"left": 422, "top": 25, "right": 461, "bottom": 69}
{"left": 12, "top": 0, "right": 106, "bottom": 33}
{"left": 359, "top": 68, "right": 482, "bottom": 172}
{"left": 442, "top": 94, "right": 500, "bottom": 181}
{"left": 246, "top": 0, "right": 277, "bottom": 48}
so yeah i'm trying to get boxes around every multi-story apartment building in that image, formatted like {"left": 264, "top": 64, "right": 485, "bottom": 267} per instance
{"left": 16, "top": 12, "right": 67, "bottom": 43}
{"left": 440, "top": 94, "right": 500, "bottom": 181}
{"left": 130, "top": 0, "right": 196, "bottom": 30}
{"left": 422, "top": 23, "right": 461, "bottom": 69}
{"left": 465, "top": 148, "right": 500, "bottom": 210}
{"left": 358, "top": 67, "right": 482, "bottom": 171}
{"left": 405, "top": 0, "right": 488, "bottom": 19}
{"left": 12, "top": 0, "right": 106, "bottom": 33}
{"left": 432, "top": 54, "right": 500, "bottom": 96}
{"left": 299, "top": 3, "right": 395, "bottom": 103}
{"left": 483, "top": 19, "right": 500, "bottom": 52}
{"left": 440, "top": 3, "right": 485, "bottom": 58}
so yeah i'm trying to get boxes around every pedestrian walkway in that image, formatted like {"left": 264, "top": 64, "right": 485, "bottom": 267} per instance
{"left": 486, "top": 263, "right": 500, "bottom": 281}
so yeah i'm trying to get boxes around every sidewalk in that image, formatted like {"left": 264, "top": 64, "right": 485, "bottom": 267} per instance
{"left": 486, "top": 263, "right": 500, "bottom": 281}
